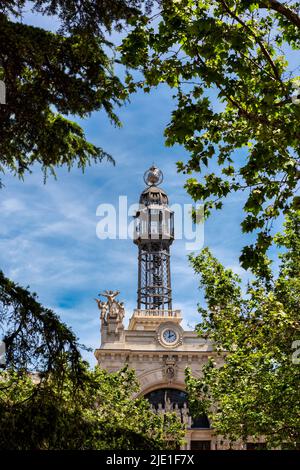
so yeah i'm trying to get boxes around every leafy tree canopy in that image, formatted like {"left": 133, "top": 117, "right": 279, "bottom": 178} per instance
{"left": 186, "top": 209, "right": 300, "bottom": 448}
{"left": 0, "top": 363, "right": 184, "bottom": 449}
{"left": 0, "top": 270, "right": 86, "bottom": 381}
{"left": 0, "top": 0, "right": 154, "bottom": 183}
{"left": 121, "top": 0, "right": 300, "bottom": 274}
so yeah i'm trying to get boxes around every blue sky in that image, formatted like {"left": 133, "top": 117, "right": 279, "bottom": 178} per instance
{"left": 0, "top": 6, "right": 290, "bottom": 365}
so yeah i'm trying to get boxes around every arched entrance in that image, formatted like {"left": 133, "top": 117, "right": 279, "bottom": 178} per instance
{"left": 144, "top": 387, "right": 210, "bottom": 429}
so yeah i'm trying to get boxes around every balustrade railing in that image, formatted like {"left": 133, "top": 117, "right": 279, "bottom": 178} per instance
{"left": 133, "top": 309, "right": 181, "bottom": 318}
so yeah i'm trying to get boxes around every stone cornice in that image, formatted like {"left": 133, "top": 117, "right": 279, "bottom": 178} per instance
{"left": 94, "top": 348, "right": 220, "bottom": 362}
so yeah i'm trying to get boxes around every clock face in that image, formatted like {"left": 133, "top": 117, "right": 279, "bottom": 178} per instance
{"left": 157, "top": 323, "right": 182, "bottom": 348}
{"left": 163, "top": 329, "right": 177, "bottom": 344}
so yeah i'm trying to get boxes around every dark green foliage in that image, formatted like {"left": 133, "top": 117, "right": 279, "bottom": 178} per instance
{"left": 0, "top": 1, "right": 154, "bottom": 182}
{"left": 120, "top": 0, "right": 300, "bottom": 273}
{"left": 186, "top": 209, "right": 300, "bottom": 448}
{"left": 0, "top": 270, "right": 86, "bottom": 381}
{"left": 0, "top": 364, "right": 184, "bottom": 449}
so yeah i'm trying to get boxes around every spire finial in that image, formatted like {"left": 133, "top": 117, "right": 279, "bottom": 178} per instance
{"left": 143, "top": 165, "right": 163, "bottom": 186}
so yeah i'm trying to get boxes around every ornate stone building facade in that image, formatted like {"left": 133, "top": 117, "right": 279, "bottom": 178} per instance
{"left": 94, "top": 166, "right": 261, "bottom": 450}
{"left": 95, "top": 303, "right": 219, "bottom": 449}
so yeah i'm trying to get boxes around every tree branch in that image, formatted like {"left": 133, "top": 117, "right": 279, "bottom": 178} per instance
{"left": 260, "top": 0, "right": 300, "bottom": 29}
{"left": 195, "top": 52, "right": 273, "bottom": 126}
{"left": 219, "top": 0, "right": 284, "bottom": 85}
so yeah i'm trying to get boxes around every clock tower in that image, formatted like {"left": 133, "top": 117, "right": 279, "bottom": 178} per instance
{"left": 95, "top": 166, "right": 227, "bottom": 450}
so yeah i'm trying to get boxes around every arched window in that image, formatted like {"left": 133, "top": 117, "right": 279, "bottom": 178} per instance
{"left": 144, "top": 388, "right": 210, "bottom": 429}
{"left": 145, "top": 388, "right": 187, "bottom": 409}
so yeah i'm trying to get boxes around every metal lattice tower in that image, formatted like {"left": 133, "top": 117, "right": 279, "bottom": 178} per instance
{"left": 134, "top": 166, "right": 174, "bottom": 310}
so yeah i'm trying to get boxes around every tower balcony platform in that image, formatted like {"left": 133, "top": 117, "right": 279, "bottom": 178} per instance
{"left": 128, "top": 308, "right": 182, "bottom": 330}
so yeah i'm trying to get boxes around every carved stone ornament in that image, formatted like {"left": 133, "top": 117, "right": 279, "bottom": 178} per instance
{"left": 163, "top": 354, "right": 178, "bottom": 383}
